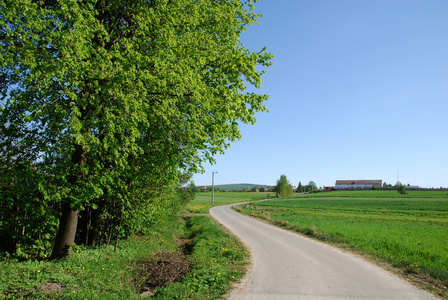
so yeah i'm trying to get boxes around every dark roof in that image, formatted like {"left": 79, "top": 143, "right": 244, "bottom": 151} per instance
{"left": 335, "top": 180, "right": 355, "bottom": 185}
{"left": 335, "top": 180, "right": 382, "bottom": 185}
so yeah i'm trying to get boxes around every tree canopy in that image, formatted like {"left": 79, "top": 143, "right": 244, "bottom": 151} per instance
{"left": 0, "top": 0, "right": 272, "bottom": 258}
{"left": 297, "top": 181, "right": 303, "bottom": 193}
{"left": 274, "top": 174, "right": 292, "bottom": 198}
{"left": 307, "top": 181, "right": 317, "bottom": 192}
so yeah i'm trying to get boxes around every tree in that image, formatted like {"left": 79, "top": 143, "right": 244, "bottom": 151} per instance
{"left": 275, "top": 175, "right": 292, "bottom": 198}
{"left": 398, "top": 184, "right": 407, "bottom": 195}
{"left": 297, "top": 181, "right": 303, "bottom": 193}
{"left": 307, "top": 181, "right": 317, "bottom": 192}
{"left": 177, "top": 174, "right": 197, "bottom": 208}
{"left": 0, "top": 0, "right": 272, "bottom": 258}
{"left": 383, "top": 182, "right": 392, "bottom": 188}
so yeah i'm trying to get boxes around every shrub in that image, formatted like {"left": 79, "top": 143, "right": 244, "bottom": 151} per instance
{"left": 398, "top": 184, "right": 407, "bottom": 195}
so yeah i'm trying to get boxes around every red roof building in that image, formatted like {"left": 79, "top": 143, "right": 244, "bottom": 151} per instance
{"left": 335, "top": 180, "right": 382, "bottom": 189}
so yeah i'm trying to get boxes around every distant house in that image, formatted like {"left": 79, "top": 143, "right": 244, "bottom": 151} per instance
{"left": 335, "top": 180, "right": 382, "bottom": 189}
{"left": 405, "top": 185, "right": 419, "bottom": 190}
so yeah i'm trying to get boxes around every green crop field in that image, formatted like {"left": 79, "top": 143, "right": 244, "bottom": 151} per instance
{"left": 235, "top": 190, "right": 448, "bottom": 297}
{"left": 188, "top": 192, "right": 274, "bottom": 214}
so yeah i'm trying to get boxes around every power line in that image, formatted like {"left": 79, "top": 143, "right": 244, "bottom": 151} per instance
{"left": 214, "top": 173, "right": 237, "bottom": 185}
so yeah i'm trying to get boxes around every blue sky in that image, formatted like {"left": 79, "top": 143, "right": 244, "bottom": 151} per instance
{"left": 193, "top": 0, "right": 448, "bottom": 188}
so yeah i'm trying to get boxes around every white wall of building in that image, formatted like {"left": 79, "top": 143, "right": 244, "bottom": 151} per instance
{"left": 336, "top": 184, "right": 374, "bottom": 189}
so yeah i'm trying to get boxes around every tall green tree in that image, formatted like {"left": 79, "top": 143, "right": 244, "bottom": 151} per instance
{"left": 274, "top": 175, "right": 292, "bottom": 198}
{"left": 307, "top": 181, "right": 317, "bottom": 192}
{"left": 0, "top": 0, "right": 272, "bottom": 258}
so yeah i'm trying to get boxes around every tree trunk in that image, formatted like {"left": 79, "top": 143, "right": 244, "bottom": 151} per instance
{"left": 76, "top": 207, "right": 89, "bottom": 246}
{"left": 105, "top": 221, "right": 113, "bottom": 251}
{"left": 114, "top": 204, "right": 124, "bottom": 252}
{"left": 87, "top": 205, "right": 103, "bottom": 246}
{"left": 50, "top": 202, "right": 79, "bottom": 259}
{"left": 50, "top": 143, "right": 87, "bottom": 259}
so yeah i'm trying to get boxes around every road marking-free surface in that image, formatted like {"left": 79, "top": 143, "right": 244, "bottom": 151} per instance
{"left": 210, "top": 204, "right": 438, "bottom": 300}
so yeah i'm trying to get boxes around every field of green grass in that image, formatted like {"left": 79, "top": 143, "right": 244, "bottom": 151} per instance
{"left": 0, "top": 191, "right": 264, "bottom": 299}
{"left": 187, "top": 191, "right": 273, "bottom": 214}
{"left": 235, "top": 190, "right": 448, "bottom": 297}
{"left": 0, "top": 216, "right": 248, "bottom": 299}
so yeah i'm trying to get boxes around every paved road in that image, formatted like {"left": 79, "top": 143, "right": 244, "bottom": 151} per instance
{"left": 210, "top": 204, "right": 438, "bottom": 300}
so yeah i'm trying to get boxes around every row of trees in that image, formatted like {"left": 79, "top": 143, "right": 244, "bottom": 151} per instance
{"left": 297, "top": 181, "right": 318, "bottom": 192}
{"left": 197, "top": 176, "right": 321, "bottom": 197}
{"left": 0, "top": 0, "right": 272, "bottom": 259}
{"left": 275, "top": 177, "right": 431, "bottom": 198}
{"left": 275, "top": 176, "right": 320, "bottom": 197}
{"left": 198, "top": 186, "right": 271, "bottom": 193}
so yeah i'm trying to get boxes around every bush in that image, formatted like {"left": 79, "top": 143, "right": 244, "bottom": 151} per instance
{"left": 398, "top": 184, "right": 407, "bottom": 195}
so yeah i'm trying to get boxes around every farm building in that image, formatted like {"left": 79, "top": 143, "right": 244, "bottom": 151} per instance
{"left": 335, "top": 180, "right": 382, "bottom": 189}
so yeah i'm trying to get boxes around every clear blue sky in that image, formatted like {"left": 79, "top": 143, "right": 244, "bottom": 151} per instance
{"left": 193, "top": 0, "right": 448, "bottom": 188}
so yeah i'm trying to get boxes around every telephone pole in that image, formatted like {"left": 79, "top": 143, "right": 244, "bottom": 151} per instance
{"left": 212, "top": 171, "right": 217, "bottom": 205}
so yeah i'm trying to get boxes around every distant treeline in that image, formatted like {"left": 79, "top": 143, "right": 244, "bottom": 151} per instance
{"left": 196, "top": 184, "right": 272, "bottom": 192}
{"left": 332, "top": 187, "right": 448, "bottom": 191}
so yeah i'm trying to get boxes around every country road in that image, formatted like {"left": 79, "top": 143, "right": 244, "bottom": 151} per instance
{"left": 210, "top": 204, "right": 438, "bottom": 300}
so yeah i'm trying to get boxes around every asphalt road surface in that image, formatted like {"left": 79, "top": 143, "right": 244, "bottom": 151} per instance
{"left": 210, "top": 204, "right": 438, "bottom": 300}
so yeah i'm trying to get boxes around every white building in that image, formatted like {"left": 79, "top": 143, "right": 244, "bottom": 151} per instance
{"left": 335, "top": 180, "right": 382, "bottom": 189}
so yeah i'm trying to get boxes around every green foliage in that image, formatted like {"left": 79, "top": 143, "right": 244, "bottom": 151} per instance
{"left": 0, "top": 217, "right": 186, "bottom": 299}
{"left": 0, "top": 0, "right": 272, "bottom": 257}
{"left": 306, "top": 181, "right": 317, "bottom": 192}
{"left": 153, "top": 216, "right": 248, "bottom": 299}
{"left": 210, "top": 183, "right": 267, "bottom": 191}
{"left": 0, "top": 163, "right": 59, "bottom": 257}
{"left": 398, "top": 184, "right": 407, "bottom": 195}
{"left": 297, "top": 181, "right": 303, "bottom": 193}
{"left": 237, "top": 190, "right": 448, "bottom": 295}
{"left": 178, "top": 182, "right": 197, "bottom": 208}
{"left": 274, "top": 174, "right": 292, "bottom": 198}
{"left": 0, "top": 216, "right": 249, "bottom": 299}
{"left": 298, "top": 190, "right": 445, "bottom": 199}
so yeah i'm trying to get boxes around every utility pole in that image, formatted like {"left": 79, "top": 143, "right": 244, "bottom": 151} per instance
{"left": 212, "top": 171, "right": 217, "bottom": 205}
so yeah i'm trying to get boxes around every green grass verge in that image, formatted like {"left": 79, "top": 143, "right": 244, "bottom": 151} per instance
{"left": 188, "top": 191, "right": 273, "bottom": 214}
{"left": 234, "top": 190, "right": 448, "bottom": 298}
{"left": 0, "top": 216, "right": 248, "bottom": 299}
{"left": 152, "top": 216, "right": 248, "bottom": 299}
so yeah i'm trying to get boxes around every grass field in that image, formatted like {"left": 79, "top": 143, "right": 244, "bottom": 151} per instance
{"left": 235, "top": 190, "right": 448, "bottom": 298}
{"left": 0, "top": 216, "right": 249, "bottom": 299}
{"left": 187, "top": 191, "right": 274, "bottom": 214}
{"left": 0, "top": 192, "right": 263, "bottom": 299}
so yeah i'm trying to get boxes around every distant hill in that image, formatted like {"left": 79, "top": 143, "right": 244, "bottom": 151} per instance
{"left": 199, "top": 183, "right": 271, "bottom": 191}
